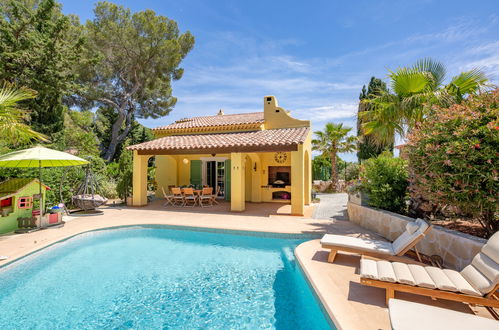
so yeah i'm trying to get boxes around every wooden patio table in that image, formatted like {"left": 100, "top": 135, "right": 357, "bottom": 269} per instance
{"left": 180, "top": 188, "right": 203, "bottom": 206}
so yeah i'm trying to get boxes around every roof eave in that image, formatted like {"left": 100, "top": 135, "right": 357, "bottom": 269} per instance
{"left": 134, "top": 143, "right": 300, "bottom": 155}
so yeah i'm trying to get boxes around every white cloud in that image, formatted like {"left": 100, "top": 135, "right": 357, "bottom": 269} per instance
{"left": 459, "top": 41, "right": 499, "bottom": 80}
{"left": 407, "top": 20, "right": 488, "bottom": 44}
{"left": 295, "top": 103, "right": 358, "bottom": 121}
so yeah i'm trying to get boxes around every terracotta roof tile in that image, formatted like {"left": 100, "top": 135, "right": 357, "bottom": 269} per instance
{"left": 153, "top": 112, "right": 264, "bottom": 131}
{"left": 128, "top": 127, "right": 309, "bottom": 154}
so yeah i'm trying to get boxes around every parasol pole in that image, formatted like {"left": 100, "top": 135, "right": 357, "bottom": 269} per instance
{"left": 39, "top": 160, "right": 43, "bottom": 228}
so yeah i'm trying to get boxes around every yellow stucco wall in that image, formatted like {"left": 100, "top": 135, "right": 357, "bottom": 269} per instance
{"left": 132, "top": 96, "right": 312, "bottom": 215}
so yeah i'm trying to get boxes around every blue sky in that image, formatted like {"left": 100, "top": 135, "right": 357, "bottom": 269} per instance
{"left": 61, "top": 0, "right": 499, "bottom": 161}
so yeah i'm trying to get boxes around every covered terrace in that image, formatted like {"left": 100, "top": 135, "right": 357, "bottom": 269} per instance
{"left": 127, "top": 126, "right": 312, "bottom": 215}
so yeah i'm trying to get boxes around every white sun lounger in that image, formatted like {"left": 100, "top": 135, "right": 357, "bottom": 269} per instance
{"left": 321, "top": 218, "right": 431, "bottom": 263}
{"left": 388, "top": 299, "right": 498, "bottom": 330}
{"left": 360, "top": 231, "right": 499, "bottom": 308}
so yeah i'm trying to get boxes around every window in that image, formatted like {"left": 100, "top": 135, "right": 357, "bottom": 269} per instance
{"left": 0, "top": 197, "right": 12, "bottom": 207}
{"left": 18, "top": 197, "right": 33, "bottom": 209}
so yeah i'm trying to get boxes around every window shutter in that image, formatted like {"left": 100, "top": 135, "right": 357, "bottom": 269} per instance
{"left": 190, "top": 160, "right": 202, "bottom": 187}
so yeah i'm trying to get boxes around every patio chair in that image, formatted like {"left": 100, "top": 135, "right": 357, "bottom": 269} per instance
{"left": 171, "top": 187, "right": 185, "bottom": 207}
{"left": 388, "top": 298, "right": 498, "bottom": 330}
{"left": 359, "top": 231, "right": 499, "bottom": 307}
{"left": 210, "top": 186, "right": 221, "bottom": 205}
{"left": 182, "top": 188, "right": 197, "bottom": 207}
{"left": 320, "top": 218, "right": 432, "bottom": 263}
{"left": 161, "top": 187, "right": 174, "bottom": 207}
{"left": 199, "top": 187, "right": 213, "bottom": 207}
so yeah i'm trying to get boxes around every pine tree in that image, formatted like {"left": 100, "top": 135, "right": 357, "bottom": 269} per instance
{"left": 0, "top": 0, "right": 84, "bottom": 135}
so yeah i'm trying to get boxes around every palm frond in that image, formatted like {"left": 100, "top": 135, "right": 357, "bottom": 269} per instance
{"left": 413, "top": 58, "right": 446, "bottom": 87}
{"left": 447, "top": 68, "right": 490, "bottom": 97}
{"left": 0, "top": 81, "right": 48, "bottom": 145}
{"left": 389, "top": 68, "right": 433, "bottom": 96}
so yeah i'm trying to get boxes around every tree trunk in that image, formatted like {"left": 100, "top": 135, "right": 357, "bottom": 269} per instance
{"left": 330, "top": 151, "right": 338, "bottom": 192}
{"left": 103, "top": 106, "right": 134, "bottom": 162}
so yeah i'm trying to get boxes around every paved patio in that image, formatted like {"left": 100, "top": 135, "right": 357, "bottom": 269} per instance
{"left": 0, "top": 199, "right": 494, "bottom": 329}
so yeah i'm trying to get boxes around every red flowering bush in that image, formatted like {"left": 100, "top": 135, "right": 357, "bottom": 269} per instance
{"left": 407, "top": 89, "right": 499, "bottom": 237}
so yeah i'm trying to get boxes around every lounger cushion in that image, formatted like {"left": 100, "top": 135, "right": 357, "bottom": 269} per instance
{"left": 392, "top": 262, "right": 415, "bottom": 285}
{"left": 460, "top": 251, "right": 499, "bottom": 296}
{"left": 472, "top": 253, "right": 499, "bottom": 287}
{"left": 360, "top": 258, "right": 378, "bottom": 280}
{"left": 443, "top": 269, "right": 482, "bottom": 296}
{"left": 405, "top": 221, "right": 419, "bottom": 235}
{"left": 391, "top": 219, "right": 429, "bottom": 255}
{"left": 360, "top": 259, "right": 482, "bottom": 297}
{"left": 377, "top": 260, "right": 397, "bottom": 282}
{"left": 320, "top": 234, "right": 394, "bottom": 255}
{"left": 482, "top": 231, "right": 499, "bottom": 264}
{"left": 460, "top": 264, "right": 493, "bottom": 296}
{"left": 426, "top": 266, "right": 457, "bottom": 291}
{"left": 388, "top": 299, "right": 499, "bottom": 330}
{"left": 407, "top": 264, "right": 436, "bottom": 289}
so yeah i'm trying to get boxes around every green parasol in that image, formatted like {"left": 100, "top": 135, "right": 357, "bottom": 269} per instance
{"left": 0, "top": 146, "right": 88, "bottom": 227}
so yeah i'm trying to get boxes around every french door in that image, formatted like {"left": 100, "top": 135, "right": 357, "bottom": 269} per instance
{"left": 206, "top": 161, "right": 225, "bottom": 198}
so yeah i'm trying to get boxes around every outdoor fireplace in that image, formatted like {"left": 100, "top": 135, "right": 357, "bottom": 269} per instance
{"left": 268, "top": 166, "right": 291, "bottom": 187}
{"left": 272, "top": 191, "right": 291, "bottom": 200}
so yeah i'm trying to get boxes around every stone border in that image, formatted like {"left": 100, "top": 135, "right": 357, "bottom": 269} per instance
{"left": 347, "top": 202, "right": 486, "bottom": 270}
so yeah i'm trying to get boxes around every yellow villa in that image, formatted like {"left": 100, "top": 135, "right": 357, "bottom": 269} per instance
{"left": 128, "top": 96, "right": 312, "bottom": 215}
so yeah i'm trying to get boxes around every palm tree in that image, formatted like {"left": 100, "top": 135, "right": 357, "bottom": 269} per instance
{"left": 360, "top": 58, "right": 490, "bottom": 146}
{"left": 0, "top": 82, "right": 47, "bottom": 146}
{"left": 312, "top": 123, "right": 357, "bottom": 191}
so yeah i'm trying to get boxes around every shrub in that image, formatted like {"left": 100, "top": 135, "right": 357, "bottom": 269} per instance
{"left": 344, "top": 163, "right": 360, "bottom": 181}
{"left": 360, "top": 152, "right": 409, "bottom": 213}
{"left": 116, "top": 145, "right": 133, "bottom": 201}
{"left": 97, "top": 178, "right": 118, "bottom": 199}
{"left": 312, "top": 155, "right": 331, "bottom": 181}
{"left": 407, "top": 89, "right": 498, "bottom": 236}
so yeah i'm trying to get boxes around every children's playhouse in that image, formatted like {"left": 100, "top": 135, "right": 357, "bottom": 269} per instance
{"left": 0, "top": 178, "right": 61, "bottom": 234}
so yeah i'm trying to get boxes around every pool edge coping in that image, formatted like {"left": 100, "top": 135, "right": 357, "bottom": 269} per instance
{"left": 295, "top": 240, "right": 343, "bottom": 330}
{"left": 0, "top": 223, "right": 321, "bottom": 268}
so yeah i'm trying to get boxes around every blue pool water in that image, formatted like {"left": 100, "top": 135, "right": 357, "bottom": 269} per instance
{"left": 0, "top": 226, "right": 333, "bottom": 329}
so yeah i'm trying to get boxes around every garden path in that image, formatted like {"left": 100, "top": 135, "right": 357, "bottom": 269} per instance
{"left": 312, "top": 193, "right": 349, "bottom": 220}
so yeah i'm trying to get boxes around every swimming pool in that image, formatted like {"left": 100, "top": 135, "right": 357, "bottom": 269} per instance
{"left": 0, "top": 226, "right": 333, "bottom": 329}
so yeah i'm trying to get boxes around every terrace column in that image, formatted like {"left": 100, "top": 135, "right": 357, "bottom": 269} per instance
{"left": 132, "top": 150, "right": 149, "bottom": 206}
{"left": 304, "top": 150, "right": 311, "bottom": 205}
{"left": 230, "top": 152, "right": 245, "bottom": 211}
{"left": 291, "top": 145, "right": 305, "bottom": 215}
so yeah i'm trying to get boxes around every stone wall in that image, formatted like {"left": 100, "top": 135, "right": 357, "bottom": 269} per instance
{"left": 347, "top": 202, "right": 487, "bottom": 270}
